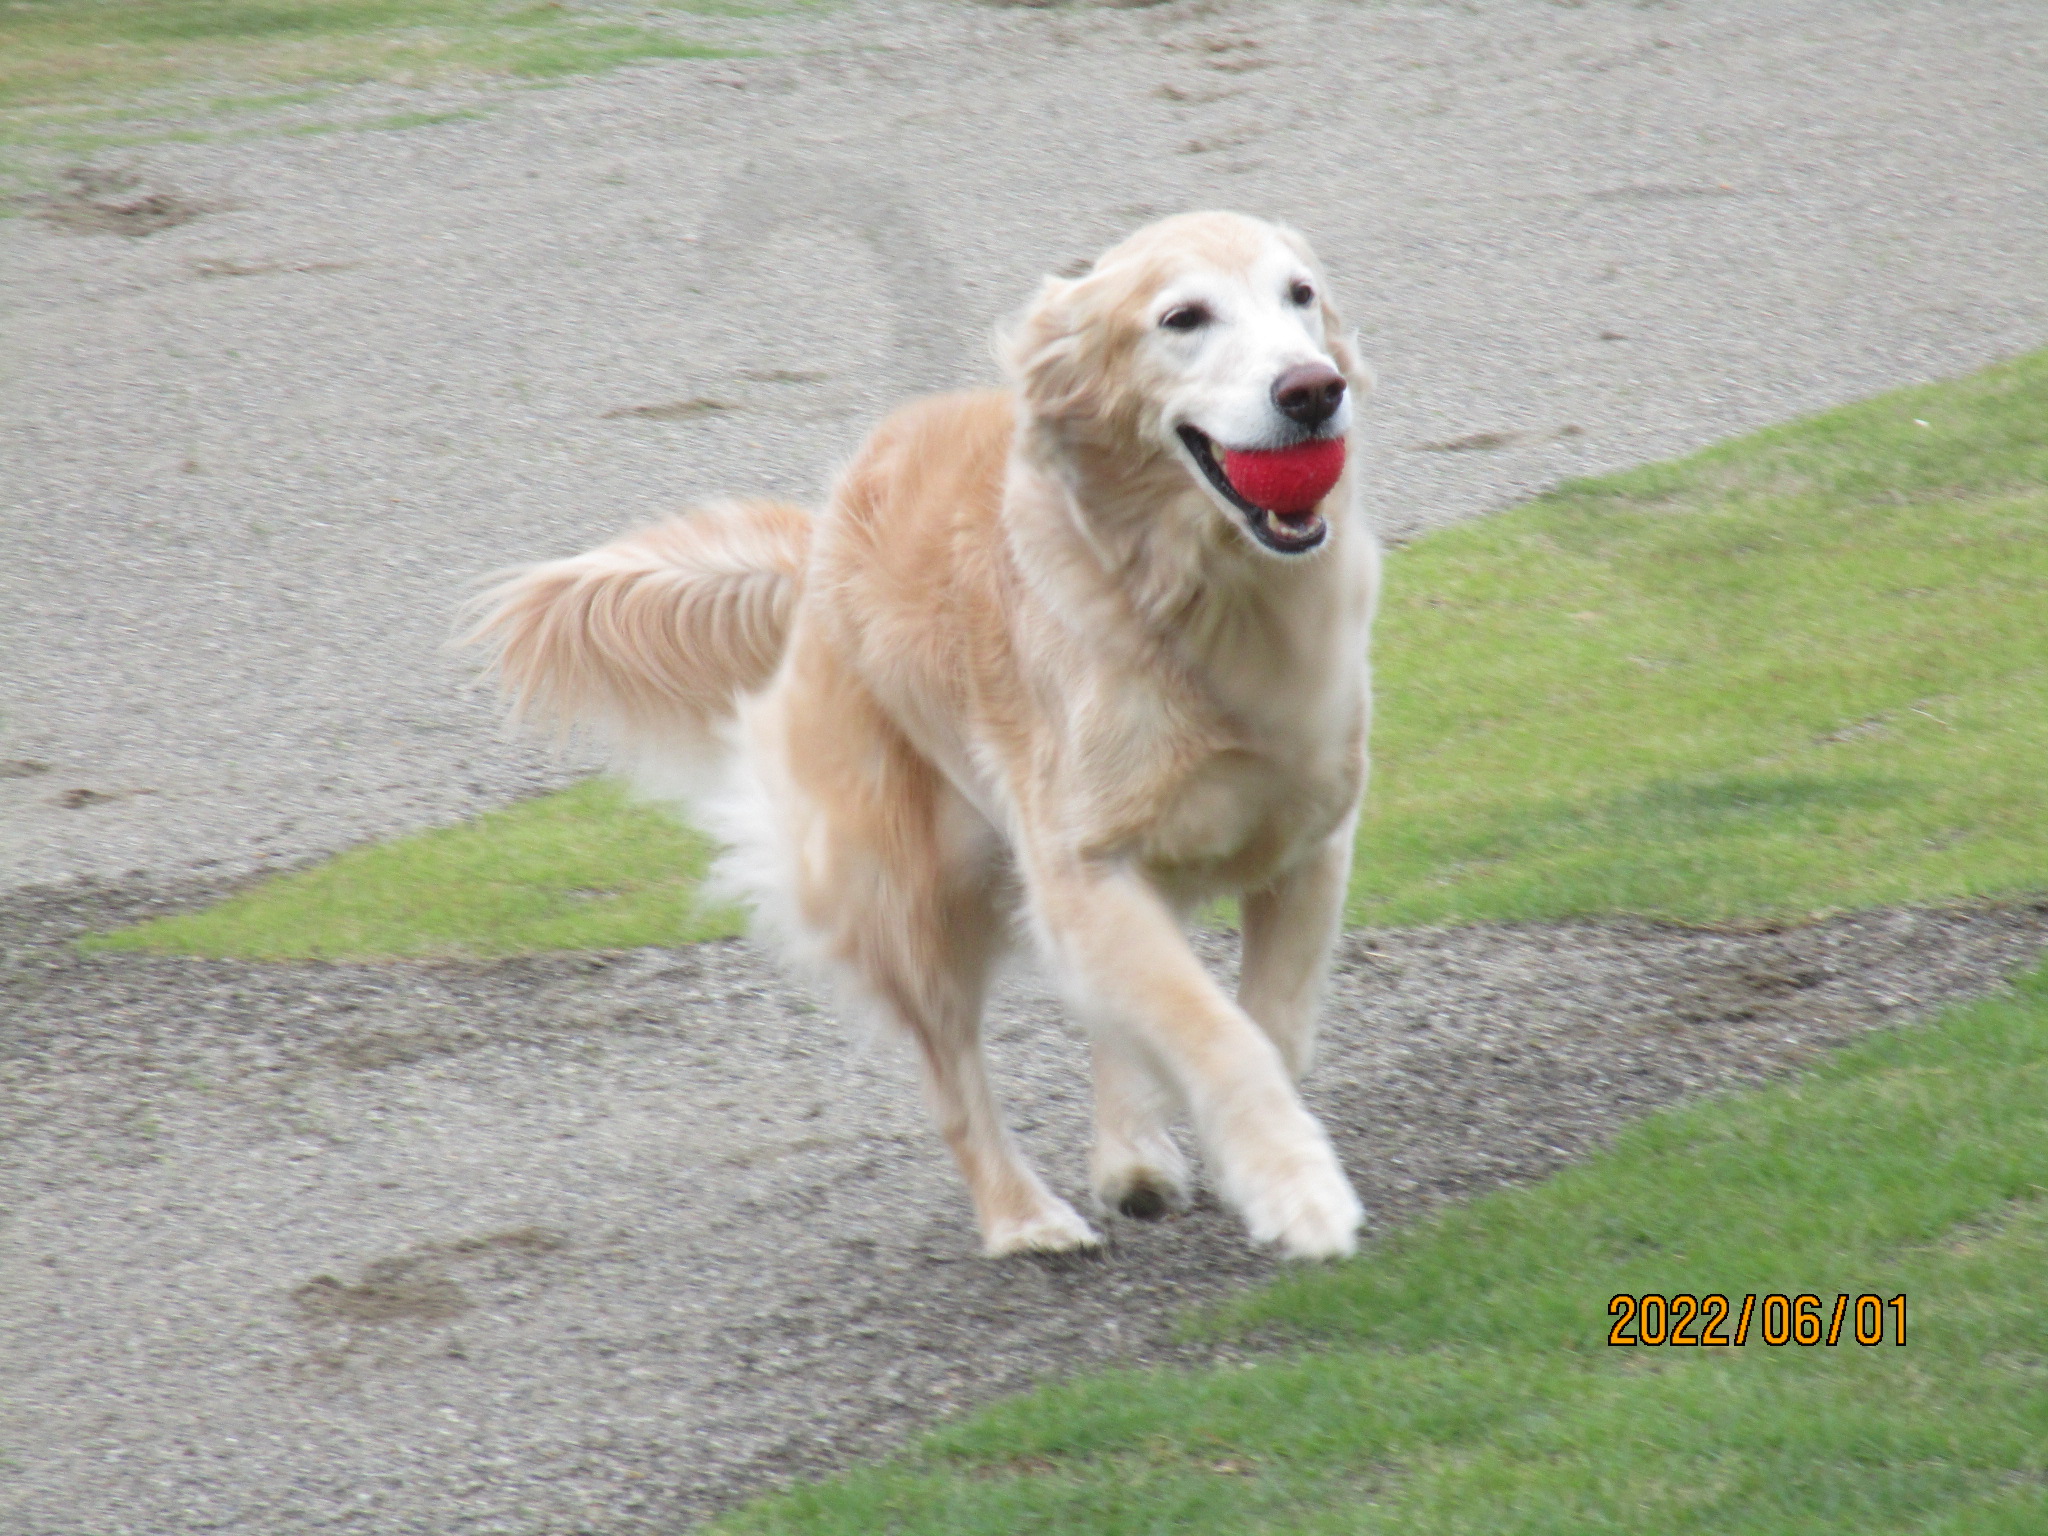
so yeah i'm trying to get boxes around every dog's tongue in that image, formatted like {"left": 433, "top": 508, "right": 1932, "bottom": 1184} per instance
{"left": 1221, "top": 438, "right": 1347, "bottom": 516}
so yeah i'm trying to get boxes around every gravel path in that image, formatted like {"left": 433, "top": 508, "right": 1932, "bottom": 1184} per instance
{"left": 5, "top": 884, "right": 2045, "bottom": 1534}
{"left": 4, "top": 1, "right": 2048, "bottom": 1530}
{"left": 4, "top": 0, "right": 2044, "bottom": 888}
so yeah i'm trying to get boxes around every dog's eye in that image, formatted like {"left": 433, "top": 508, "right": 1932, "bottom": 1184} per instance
{"left": 1289, "top": 280, "right": 1316, "bottom": 306}
{"left": 1159, "top": 303, "right": 1211, "bottom": 332}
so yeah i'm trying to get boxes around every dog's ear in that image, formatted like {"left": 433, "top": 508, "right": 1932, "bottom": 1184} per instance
{"left": 1323, "top": 308, "right": 1376, "bottom": 402}
{"left": 1001, "top": 272, "right": 1124, "bottom": 427}
{"left": 1313, "top": 278, "right": 1373, "bottom": 396}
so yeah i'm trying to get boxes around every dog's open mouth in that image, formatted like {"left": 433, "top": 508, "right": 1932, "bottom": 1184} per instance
{"left": 1177, "top": 426, "right": 1342, "bottom": 554}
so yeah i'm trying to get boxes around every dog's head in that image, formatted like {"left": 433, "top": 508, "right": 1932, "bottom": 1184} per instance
{"left": 1004, "top": 211, "right": 1369, "bottom": 558}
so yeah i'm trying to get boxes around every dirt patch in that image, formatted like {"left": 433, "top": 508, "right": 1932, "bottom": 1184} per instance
{"left": 53, "top": 786, "right": 154, "bottom": 809}
{"left": 31, "top": 167, "right": 217, "bottom": 237}
{"left": 289, "top": 1225, "right": 574, "bottom": 1381}
{"left": 601, "top": 396, "right": 735, "bottom": 421}
{"left": 1413, "top": 425, "right": 1587, "bottom": 452}
{"left": 1588, "top": 180, "right": 1738, "bottom": 202}
{"left": 189, "top": 257, "right": 359, "bottom": 279}
{"left": 295, "top": 1257, "right": 472, "bottom": 1327}
{"left": 1416, "top": 429, "right": 1527, "bottom": 452}
{"left": 293, "top": 1226, "right": 569, "bottom": 1326}
{"left": 443, "top": 1225, "right": 568, "bottom": 1258}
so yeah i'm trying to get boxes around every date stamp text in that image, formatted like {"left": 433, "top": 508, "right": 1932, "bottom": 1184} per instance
{"left": 1607, "top": 1293, "right": 1907, "bottom": 1347}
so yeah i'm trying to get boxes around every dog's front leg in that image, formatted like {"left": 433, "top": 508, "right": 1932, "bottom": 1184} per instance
{"left": 1027, "top": 851, "right": 1362, "bottom": 1258}
{"left": 1237, "top": 820, "right": 1355, "bottom": 1080}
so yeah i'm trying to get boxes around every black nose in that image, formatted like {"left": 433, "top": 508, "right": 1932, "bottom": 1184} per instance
{"left": 1272, "top": 363, "right": 1346, "bottom": 428}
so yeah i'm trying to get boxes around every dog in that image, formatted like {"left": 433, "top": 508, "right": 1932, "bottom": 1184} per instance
{"left": 465, "top": 211, "right": 1378, "bottom": 1258}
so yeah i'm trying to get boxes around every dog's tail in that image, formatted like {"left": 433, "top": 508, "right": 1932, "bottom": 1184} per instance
{"left": 461, "top": 499, "right": 811, "bottom": 788}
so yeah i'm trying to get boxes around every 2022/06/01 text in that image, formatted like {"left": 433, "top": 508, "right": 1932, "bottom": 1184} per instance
{"left": 1608, "top": 1293, "right": 1908, "bottom": 1347}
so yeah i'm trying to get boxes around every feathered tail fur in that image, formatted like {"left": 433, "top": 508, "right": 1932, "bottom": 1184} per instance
{"left": 461, "top": 499, "right": 811, "bottom": 791}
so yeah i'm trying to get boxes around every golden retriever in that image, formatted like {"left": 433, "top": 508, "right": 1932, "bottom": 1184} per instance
{"left": 466, "top": 211, "right": 1378, "bottom": 1258}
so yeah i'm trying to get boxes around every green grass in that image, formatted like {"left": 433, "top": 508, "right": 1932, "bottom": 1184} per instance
{"left": 97, "top": 348, "right": 2048, "bottom": 960}
{"left": 708, "top": 962, "right": 2048, "bottom": 1534}
{"left": 0, "top": 0, "right": 751, "bottom": 197}
{"left": 1357, "top": 349, "right": 2048, "bottom": 928}
{"left": 0, "top": 0, "right": 738, "bottom": 109}
{"left": 85, "top": 777, "right": 740, "bottom": 960}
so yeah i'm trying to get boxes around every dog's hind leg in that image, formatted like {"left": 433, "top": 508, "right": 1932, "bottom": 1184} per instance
{"left": 904, "top": 953, "right": 1102, "bottom": 1258}
{"left": 846, "top": 850, "right": 1099, "bottom": 1257}
{"left": 781, "top": 671, "right": 1098, "bottom": 1258}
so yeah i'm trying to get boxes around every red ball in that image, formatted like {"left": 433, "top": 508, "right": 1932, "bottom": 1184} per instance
{"left": 1221, "top": 437, "right": 1347, "bottom": 514}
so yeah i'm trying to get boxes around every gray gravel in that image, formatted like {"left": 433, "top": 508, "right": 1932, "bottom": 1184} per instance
{"left": 4, "top": 0, "right": 2045, "bottom": 889}
{"left": 5, "top": 1, "right": 2048, "bottom": 1530}
{"left": 4, "top": 883, "right": 2045, "bottom": 1534}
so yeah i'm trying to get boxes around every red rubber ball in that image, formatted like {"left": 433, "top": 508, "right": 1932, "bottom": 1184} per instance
{"left": 1221, "top": 438, "right": 1347, "bottom": 514}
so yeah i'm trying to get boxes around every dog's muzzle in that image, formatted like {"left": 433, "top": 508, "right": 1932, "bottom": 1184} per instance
{"left": 1177, "top": 425, "right": 1339, "bottom": 555}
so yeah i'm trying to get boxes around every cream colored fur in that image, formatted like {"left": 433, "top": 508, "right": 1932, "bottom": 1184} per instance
{"left": 466, "top": 212, "right": 1379, "bottom": 1258}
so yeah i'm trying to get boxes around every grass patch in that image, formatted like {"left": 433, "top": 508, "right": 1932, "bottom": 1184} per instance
{"left": 0, "top": 0, "right": 738, "bottom": 109}
{"left": 1357, "top": 348, "right": 2048, "bottom": 927}
{"left": 83, "top": 777, "right": 741, "bottom": 960}
{"left": 98, "top": 350, "right": 2048, "bottom": 960}
{"left": 0, "top": 0, "right": 754, "bottom": 196}
{"left": 709, "top": 961, "right": 2048, "bottom": 1533}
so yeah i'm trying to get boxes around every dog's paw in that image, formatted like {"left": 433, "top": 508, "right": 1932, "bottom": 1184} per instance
{"left": 1091, "top": 1137, "right": 1192, "bottom": 1221}
{"left": 982, "top": 1198, "right": 1103, "bottom": 1258}
{"left": 1231, "top": 1144, "right": 1364, "bottom": 1260}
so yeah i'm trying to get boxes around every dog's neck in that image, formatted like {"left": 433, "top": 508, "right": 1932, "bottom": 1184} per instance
{"left": 999, "top": 404, "right": 1378, "bottom": 770}
{"left": 1005, "top": 410, "right": 1343, "bottom": 660}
